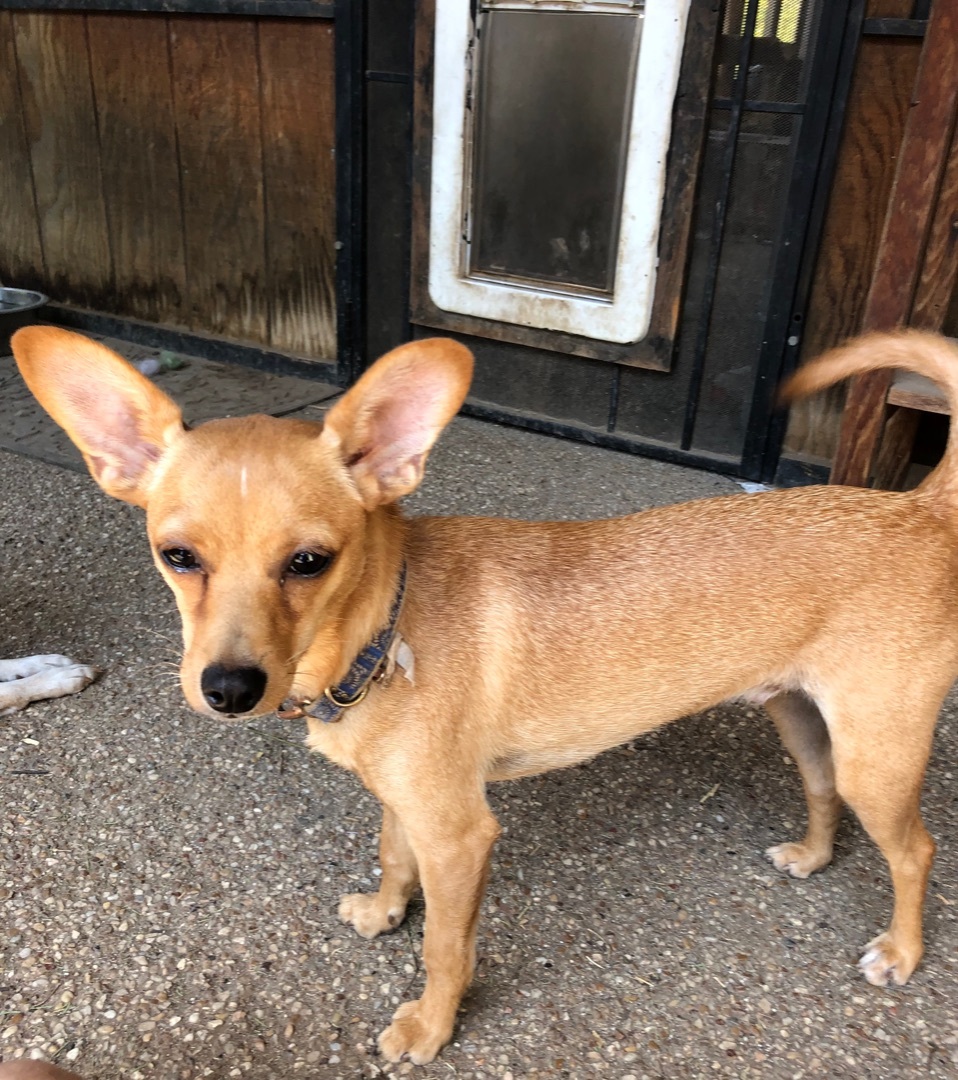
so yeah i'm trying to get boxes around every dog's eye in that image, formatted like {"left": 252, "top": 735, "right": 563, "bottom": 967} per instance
{"left": 286, "top": 550, "right": 331, "bottom": 578}
{"left": 161, "top": 547, "right": 201, "bottom": 572}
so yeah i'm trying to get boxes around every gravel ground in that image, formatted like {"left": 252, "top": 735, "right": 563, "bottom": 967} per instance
{"left": 1, "top": 414, "right": 957, "bottom": 1079}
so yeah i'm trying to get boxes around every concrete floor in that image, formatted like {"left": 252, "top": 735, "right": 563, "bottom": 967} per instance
{"left": 1, "top": 383, "right": 957, "bottom": 1079}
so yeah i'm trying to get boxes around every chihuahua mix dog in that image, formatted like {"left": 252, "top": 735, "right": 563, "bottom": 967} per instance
{"left": 11, "top": 326, "right": 958, "bottom": 1063}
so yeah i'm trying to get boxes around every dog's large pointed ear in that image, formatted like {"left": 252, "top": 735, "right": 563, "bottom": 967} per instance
{"left": 12, "top": 326, "right": 185, "bottom": 508}
{"left": 320, "top": 338, "right": 473, "bottom": 508}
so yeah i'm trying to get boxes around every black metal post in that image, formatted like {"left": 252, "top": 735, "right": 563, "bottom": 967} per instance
{"left": 335, "top": 0, "right": 367, "bottom": 386}
{"left": 680, "top": 0, "right": 760, "bottom": 451}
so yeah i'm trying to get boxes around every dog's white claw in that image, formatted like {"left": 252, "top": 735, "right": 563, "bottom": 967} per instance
{"left": 858, "top": 948, "right": 891, "bottom": 986}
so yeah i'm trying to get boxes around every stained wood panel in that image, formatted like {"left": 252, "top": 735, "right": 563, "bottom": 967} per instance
{"left": 866, "top": 0, "right": 914, "bottom": 14}
{"left": 829, "top": 0, "right": 958, "bottom": 487}
{"left": 258, "top": 19, "right": 336, "bottom": 359}
{"left": 13, "top": 12, "right": 113, "bottom": 309}
{"left": 0, "top": 11, "right": 336, "bottom": 359}
{"left": 944, "top": 274, "right": 958, "bottom": 336}
{"left": 0, "top": 13, "right": 45, "bottom": 290}
{"left": 169, "top": 17, "right": 267, "bottom": 343}
{"left": 86, "top": 13, "right": 187, "bottom": 326}
{"left": 783, "top": 28, "right": 921, "bottom": 460}
{"left": 910, "top": 126, "right": 958, "bottom": 331}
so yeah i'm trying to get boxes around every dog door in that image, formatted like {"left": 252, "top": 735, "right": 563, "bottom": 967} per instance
{"left": 429, "top": 0, "right": 692, "bottom": 344}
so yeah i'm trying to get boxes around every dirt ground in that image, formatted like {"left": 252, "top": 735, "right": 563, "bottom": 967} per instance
{"left": 2, "top": 410, "right": 956, "bottom": 1079}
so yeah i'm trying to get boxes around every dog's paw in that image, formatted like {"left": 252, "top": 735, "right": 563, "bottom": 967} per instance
{"left": 338, "top": 892, "right": 405, "bottom": 939}
{"left": 858, "top": 932, "right": 920, "bottom": 986}
{"left": 377, "top": 999, "right": 452, "bottom": 1065}
{"left": 58, "top": 664, "right": 97, "bottom": 693}
{"left": 765, "top": 841, "right": 831, "bottom": 879}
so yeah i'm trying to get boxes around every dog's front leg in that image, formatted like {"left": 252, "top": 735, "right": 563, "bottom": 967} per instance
{"left": 339, "top": 806, "right": 419, "bottom": 937}
{"left": 377, "top": 803, "right": 501, "bottom": 1065}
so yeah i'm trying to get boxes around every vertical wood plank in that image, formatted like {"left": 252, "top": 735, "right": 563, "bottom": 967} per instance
{"left": 408, "top": 0, "right": 434, "bottom": 337}
{"left": 0, "top": 12, "right": 45, "bottom": 291}
{"left": 910, "top": 124, "right": 958, "bottom": 332}
{"left": 643, "top": 0, "right": 721, "bottom": 360}
{"left": 86, "top": 13, "right": 187, "bottom": 326}
{"left": 258, "top": 19, "right": 336, "bottom": 359}
{"left": 830, "top": 0, "right": 958, "bottom": 487}
{"left": 13, "top": 12, "right": 112, "bottom": 309}
{"left": 943, "top": 270, "right": 958, "bottom": 336}
{"left": 169, "top": 16, "right": 267, "bottom": 343}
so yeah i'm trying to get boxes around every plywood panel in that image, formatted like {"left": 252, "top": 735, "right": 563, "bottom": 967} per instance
{"left": 0, "top": 13, "right": 45, "bottom": 290}
{"left": 258, "top": 19, "right": 336, "bottom": 359}
{"left": 86, "top": 13, "right": 187, "bottom": 326}
{"left": 169, "top": 16, "right": 267, "bottom": 343}
{"left": 783, "top": 32, "right": 921, "bottom": 460}
{"left": 13, "top": 12, "right": 112, "bottom": 309}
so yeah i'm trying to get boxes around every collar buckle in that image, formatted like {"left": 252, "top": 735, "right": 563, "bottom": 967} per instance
{"left": 322, "top": 681, "right": 371, "bottom": 709}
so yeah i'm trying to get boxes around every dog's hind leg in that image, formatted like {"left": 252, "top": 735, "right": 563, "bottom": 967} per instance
{"left": 825, "top": 696, "right": 938, "bottom": 986}
{"left": 339, "top": 806, "right": 420, "bottom": 938}
{"left": 765, "top": 691, "right": 842, "bottom": 878}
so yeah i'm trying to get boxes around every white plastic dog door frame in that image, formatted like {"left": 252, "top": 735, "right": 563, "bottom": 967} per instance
{"left": 428, "top": 0, "right": 693, "bottom": 345}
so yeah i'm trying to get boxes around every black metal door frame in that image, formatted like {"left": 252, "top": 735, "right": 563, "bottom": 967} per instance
{"left": 139, "top": 0, "right": 861, "bottom": 480}
{"left": 340, "top": 0, "right": 866, "bottom": 483}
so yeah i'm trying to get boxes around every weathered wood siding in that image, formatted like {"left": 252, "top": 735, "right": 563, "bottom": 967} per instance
{"left": 0, "top": 11, "right": 336, "bottom": 360}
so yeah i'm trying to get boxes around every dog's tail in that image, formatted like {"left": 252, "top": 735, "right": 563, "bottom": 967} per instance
{"left": 782, "top": 330, "right": 958, "bottom": 507}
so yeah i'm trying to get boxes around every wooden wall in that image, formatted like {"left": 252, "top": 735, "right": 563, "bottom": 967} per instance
{"left": 782, "top": 2, "right": 922, "bottom": 462}
{"left": 0, "top": 11, "right": 336, "bottom": 360}
{"left": 944, "top": 265, "right": 958, "bottom": 338}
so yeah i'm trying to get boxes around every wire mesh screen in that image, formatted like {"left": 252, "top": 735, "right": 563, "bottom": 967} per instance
{"left": 690, "top": 112, "right": 799, "bottom": 457}
{"left": 714, "top": 0, "right": 819, "bottom": 103}
{"left": 668, "top": 0, "right": 824, "bottom": 462}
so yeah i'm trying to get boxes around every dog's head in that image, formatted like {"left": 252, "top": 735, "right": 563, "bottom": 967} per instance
{"left": 12, "top": 327, "right": 472, "bottom": 718}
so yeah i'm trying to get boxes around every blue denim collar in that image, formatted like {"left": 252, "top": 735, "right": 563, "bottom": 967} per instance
{"left": 279, "top": 563, "right": 407, "bottom": 724}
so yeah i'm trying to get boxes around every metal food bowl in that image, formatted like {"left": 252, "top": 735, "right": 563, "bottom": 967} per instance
{"left": 0, "top": 287, "right": 48, "bottom": 355}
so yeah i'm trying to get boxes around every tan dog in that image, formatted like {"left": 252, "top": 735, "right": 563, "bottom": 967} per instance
{"left": 11, "top": 326, "right": 958, "bottom": 1064}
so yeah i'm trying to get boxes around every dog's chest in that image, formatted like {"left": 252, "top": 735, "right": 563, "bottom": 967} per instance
{"left": 305, "top": 716, "right": 365, "bottom": 775}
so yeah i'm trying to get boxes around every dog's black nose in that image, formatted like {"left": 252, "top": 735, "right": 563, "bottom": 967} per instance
{"left": 200, "top": 664, "right": 267, "bottom": 714}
